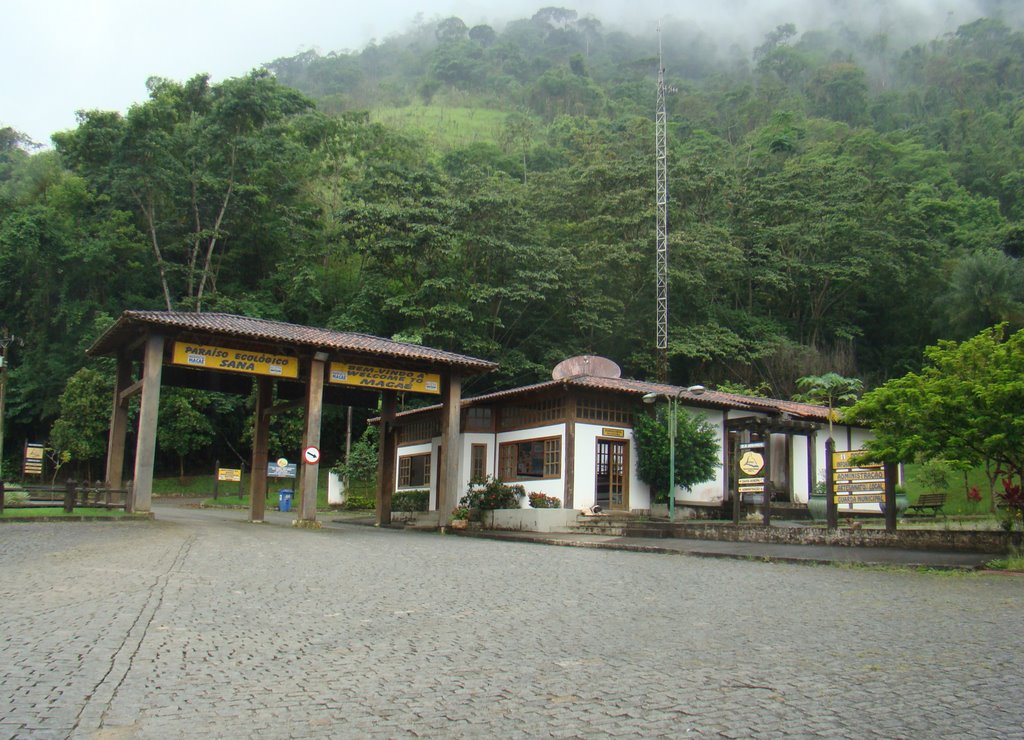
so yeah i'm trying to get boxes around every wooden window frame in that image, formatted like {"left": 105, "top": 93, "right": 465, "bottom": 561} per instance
{"left": 398, "top": 452, "right": 431, "bottom": 489}
{"left": 498, "top": 436, "right": 561, "bottom": 482}
{"left": 470, "top": 443, "right": 487, "bottom": 483}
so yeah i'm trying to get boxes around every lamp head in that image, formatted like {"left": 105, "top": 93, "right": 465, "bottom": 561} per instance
{"left": 642, "top": 392, "right": 659, "bottom": 404}
{"left": 687, "top": 385, "right": 706, "bottom": 396}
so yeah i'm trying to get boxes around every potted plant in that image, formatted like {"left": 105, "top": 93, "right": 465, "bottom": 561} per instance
{"left": 450, "top": 506, "right": 470, "bottom": 529}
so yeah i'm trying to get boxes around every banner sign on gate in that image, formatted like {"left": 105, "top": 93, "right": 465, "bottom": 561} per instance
{"left": 172, "top": 342, "right": 298, "bottom": 379}
{"left": 329, "top": 362, "right": 440, "bottom": 394}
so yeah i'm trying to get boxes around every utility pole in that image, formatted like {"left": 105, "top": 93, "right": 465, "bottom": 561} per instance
{"left": 0, "top": 329, "right": 21, "bottom": 481}
{"left": 655, "top": 24, "right": 670, "bottom": 383}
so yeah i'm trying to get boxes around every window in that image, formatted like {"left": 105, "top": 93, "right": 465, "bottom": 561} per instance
{"left": 498, "top": 437, "right": 561, "bottom": 481}
{"left": 499, "top": 398, "right": 565, "bottom": 430}
{"left": 576, "top": 396, "right": 632, "bottom": 424}
{"left": 465, "top": 407, "right": 493, "bottom": 432}
{"left": 470, "top": 444, "right": 487, "bottom": 482}
{"left": 398, "top": 453, "right": 431, "bottom": 488}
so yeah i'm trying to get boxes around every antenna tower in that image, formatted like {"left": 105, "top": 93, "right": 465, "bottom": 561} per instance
{"left": 655, "top": 26, "right": 669, "bottom": 382}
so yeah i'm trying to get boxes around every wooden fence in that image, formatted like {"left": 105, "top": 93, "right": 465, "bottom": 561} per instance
{"left": 0, "top": 480, "right": 133, "bottom": 514}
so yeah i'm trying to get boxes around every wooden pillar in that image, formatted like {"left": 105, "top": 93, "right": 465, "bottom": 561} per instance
{"left": 807, "top": 431, "right": 817, "bottom": 502}
{"left": 375, "top": 391, "right": 397, "bottom": 527}
{"left": 883, "top": 461, "right": 898, "bottom": 533}
{"left": 438, "top": 372, "right": 462, "bottom": 526}
{"left": 105, "top": 351, "right": 133, "bottom": 490}
{"left": 249, "top": 376, "right": 272, "bottom": 522}
{"left": 825, "top": 437, "right": 838, "bottom": 531}
{"left": 131, "top": 333, "right": 164, "bottom": 513}
{"left": 721, "top": 411, "right": 730, "bottom": 511}
{"left": 564, "top": 417, "right": 575, "bottom": 509}
{"left": 761, "top": 433, "right": 772, "bottom": 527}
{"left": 298, "top": 353, "right": 326, "bottom": 524}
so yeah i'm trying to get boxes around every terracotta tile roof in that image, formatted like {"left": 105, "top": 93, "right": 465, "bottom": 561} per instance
{"left": 384, "top": 374, "right": 833, "bottom": 423}
{"left": 87, "top": 311, "right": 497, "bottom": 372}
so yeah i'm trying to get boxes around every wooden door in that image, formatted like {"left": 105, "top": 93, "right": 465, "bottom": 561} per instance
{"left": 596, "top": 439, "right": 628, "bottom": 510}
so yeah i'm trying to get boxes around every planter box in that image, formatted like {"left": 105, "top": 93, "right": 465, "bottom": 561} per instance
{"left": 484, "top": 508, "right": 578, "bottom": 532}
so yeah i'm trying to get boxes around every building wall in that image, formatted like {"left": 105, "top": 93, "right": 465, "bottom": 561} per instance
{"left": 494, "top": 423, "right": 567, "bottom": 506}
{"left": 392, "top": 407, "right": 874, "bottom": 513}
{"left": 572, "top": 423, "right": 649, "bottom": 510}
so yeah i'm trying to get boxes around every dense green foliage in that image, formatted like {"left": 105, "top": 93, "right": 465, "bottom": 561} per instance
{"left": 847, "top": 324, "right": 1024, "bottom": 512}
{"left": 3, "top": 8, "right": 1024, "bottom": 476}
{"left": 633, "top": 408, "right": 720, "bottom": 501}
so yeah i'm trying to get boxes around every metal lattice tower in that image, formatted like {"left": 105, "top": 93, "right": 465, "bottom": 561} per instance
{"left": 655, "top": 27, "right": 669, "bottom": 382}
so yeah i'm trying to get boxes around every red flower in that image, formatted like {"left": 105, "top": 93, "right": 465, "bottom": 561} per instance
{"left": 967, "top": 486, "right": 982, "bottom": 503}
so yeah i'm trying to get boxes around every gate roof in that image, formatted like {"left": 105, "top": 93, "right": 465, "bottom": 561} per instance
{"left": 87, "top": 311, "right": 497, "bottom": 373}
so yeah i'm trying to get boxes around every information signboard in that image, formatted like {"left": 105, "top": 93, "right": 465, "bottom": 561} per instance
{"left": 831, "top": 449, "right": 886, "bottom": 509}
{"left": 23, "top": 443, "right": 44, "bottom": 476}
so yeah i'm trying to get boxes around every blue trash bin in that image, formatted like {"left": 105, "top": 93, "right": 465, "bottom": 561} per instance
{"left": 278, "top": 489, "right": 293, "bottom": 512}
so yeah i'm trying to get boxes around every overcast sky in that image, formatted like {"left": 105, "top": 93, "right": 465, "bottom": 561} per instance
{"left": 3, "top": 0, "right": 991, "bottom": 147}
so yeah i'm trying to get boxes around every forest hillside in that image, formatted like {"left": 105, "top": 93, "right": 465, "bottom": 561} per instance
{"left": 2, "top": 3, "right": 1024, "bottom": 474}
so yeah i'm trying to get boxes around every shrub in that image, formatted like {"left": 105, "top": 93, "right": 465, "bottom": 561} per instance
{"left": 3, "top": 489, "right": 29, "bottom": 506}
{"left": 461, "top": 476, "right": 525, "bottom": 510}
{"left": 392, "top": 489, "right": 429, "bottom": 512}
{"left": 528, "top": 492, "right": 561, "bottom": 508}
{"left": 340, "top": 492, "right": 376, "bottom": 511}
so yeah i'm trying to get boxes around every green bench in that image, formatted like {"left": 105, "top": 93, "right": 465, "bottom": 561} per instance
{"left": 906, "top": 492, "right": 946, "bottom": 517}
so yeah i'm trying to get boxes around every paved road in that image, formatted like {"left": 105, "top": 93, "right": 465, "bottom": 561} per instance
{"left": 1, "top": 504, "right": 1022, "bottom": 739}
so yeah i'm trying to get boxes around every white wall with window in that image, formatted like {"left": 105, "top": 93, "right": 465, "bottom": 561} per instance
{"left": 572, "top": 423, "right": 647, "bottom": 510}
{"left": 493, "top": 423, "right": 566, "bottom": 504}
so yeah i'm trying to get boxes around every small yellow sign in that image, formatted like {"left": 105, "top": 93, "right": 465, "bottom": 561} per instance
{"left": 329, "top": 362, "right": 440, "bottom": 394}
{"left": 738, "top": 451, "right": 765, "bottom": 476}
{"left": 601, "top": 428, "right": 625, "bottom": 438}
{"left": 218, "top": 468, "right": 241, "bottom": 482}
{"left": 172, "top": 342, "right": 298, "bottom": 378}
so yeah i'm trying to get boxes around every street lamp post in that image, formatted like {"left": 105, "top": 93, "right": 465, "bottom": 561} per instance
{"left": 643, "top": 384, "right": 705, "bottom": 521}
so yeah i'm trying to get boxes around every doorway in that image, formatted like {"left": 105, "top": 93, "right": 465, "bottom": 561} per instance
{"left": 595, "top": 439, "right": 628, "bottom": 510}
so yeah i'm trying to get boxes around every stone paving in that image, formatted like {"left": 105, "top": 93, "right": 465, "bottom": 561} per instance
{"left": 1, "top": 503, "right": 1022, "bottom": 739}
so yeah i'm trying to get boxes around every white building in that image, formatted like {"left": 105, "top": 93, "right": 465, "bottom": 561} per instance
{"left": 382, "top": 364, "right": 872, "bottom": 516}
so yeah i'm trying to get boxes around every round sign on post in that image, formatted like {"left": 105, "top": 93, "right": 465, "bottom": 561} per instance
{"left": 276, "top": 457, "right": 289, "bottom": 468}
{"left": 303, "top": 446, "right": 321, "bottom": 465}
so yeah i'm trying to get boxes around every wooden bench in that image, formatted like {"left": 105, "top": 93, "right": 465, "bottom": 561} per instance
{"left": 906, "top": 492, "right": 946, "bottom": 517}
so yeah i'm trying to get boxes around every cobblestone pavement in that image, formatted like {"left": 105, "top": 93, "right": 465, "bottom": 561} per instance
{"left": 2, "top": 504, "right": 1022, "bottom": 739}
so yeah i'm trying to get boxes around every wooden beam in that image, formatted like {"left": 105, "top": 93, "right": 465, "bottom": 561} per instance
{"left": 249, "top": 376, "right": 272, "bottom": 523}
{"left": 117, "top": 379, "right": 144, "bottom": 405}
{"left": 375, "top": 391, "right": 397, "bottom": 527}
{"left": 297, "top": 353, "right": 326, "bottom": 524}
{"left": 438, "top": 373, "right": 462, "bottom": 527}
{"left": 105, "top": 352, "right": 133, "bottom": 490}
{"left": 131, "top": 333, "right": 165, "bottom": 513}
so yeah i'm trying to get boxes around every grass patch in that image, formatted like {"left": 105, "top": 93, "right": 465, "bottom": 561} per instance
{"left": 985, "top": 548, "right": 1024, "bottom": 571}
{"left": 902, "top": 463, "right": 1006, "bottom": 518}
{"left": 371, "top": 104, "right": 511, "bottom": 150}
{"left": 1, "top": 507, "right": 135, "bottom": 519}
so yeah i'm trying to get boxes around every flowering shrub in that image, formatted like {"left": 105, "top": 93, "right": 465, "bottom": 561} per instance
{"left": 461, "top": 476, "right": 526, "bottom": 510}
{"left": 528, "top": 492, "right": 561, "bottom": 509}
{"left": 966, "top": 485, "right": 982, "bottom": 512}
{"left": 997, "top": 477, "right": 1024, "bottom": 532}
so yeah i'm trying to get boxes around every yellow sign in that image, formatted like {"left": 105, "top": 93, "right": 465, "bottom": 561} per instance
{"left": 832, "top": 449, "right": 879, "bottom": 469}
{"left": 24, "top": 445, "right": 44, "bottom": 460}
{"left": 218, "top": 468, "right": 241, "bottom": 482}
{"left": 738, "top": 451, "right": 765, "bottom": 476}
{"left": 329, "top": 362, "right": 440, "bottom": 394}
{"left": 172, "top": 342, "right": 298, "bottom": 378}
{"left": 601, "top": 428, "right": 625, "bottom": 438}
